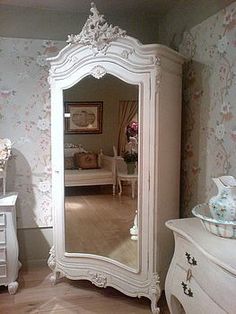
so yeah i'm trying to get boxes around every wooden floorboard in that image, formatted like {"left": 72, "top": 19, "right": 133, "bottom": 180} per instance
{"left": 65, "top": 186, "right": 138, "bottom": 269}
{"left": 0, "top": 265, "right": 170, "bottom": 313}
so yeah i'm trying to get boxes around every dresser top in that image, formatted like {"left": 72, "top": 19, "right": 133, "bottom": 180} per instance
{"left": 0, "top": 192, "right": 18, "bottom": 206}
{"left": 166, "top": 218, "right": 236, "bottom": 275}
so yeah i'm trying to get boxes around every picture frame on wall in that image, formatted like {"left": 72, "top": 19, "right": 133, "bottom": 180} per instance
{"left": 65, "top": 101, "right": 103, "bottom": 134}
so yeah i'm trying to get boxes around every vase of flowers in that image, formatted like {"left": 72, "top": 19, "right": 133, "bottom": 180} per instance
{"left": 0, "top": 138, "right": 12, "bottom": 169}
{"left": 123, "top": 150, "right": 138, "bottom": 175}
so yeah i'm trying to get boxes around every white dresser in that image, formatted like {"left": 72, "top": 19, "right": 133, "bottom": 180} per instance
{"left": 0, "top": 192, "right": 20, "bottom": 294}
{"left": 165, "top": 218, "right": 236, "bottom": 314}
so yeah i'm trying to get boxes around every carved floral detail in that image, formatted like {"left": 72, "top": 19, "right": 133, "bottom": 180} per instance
{"left": 89, "top": 271, "right": 107, "bottom": 288}
{"left": 90, "top": 65, "right": 107, "bottom": 79}
{"left": 155, "top": 56, "right": 161, "bottom": 66}
{"left": 67, "top": 2, "right": 126, "bottom": 54}
{"left": 121, "top": 49, "right": 134, "bottom": 59}
{"left": 149, "top": 273, "right": 161, "bottom": 296}
{"left": 47, "top": 246, "right": 56, "bottom": 270}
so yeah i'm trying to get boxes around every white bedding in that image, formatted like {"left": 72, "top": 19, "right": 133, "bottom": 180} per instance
{"left": 65, "top": 169, "right": 113, "bottom": 183}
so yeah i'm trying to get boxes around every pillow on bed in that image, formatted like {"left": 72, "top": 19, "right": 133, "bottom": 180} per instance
{"left": 74, "top": 153, "right": 99, "bottom": 169}
{"left": 64, "top": 156, "right": 75, "bottom": 170}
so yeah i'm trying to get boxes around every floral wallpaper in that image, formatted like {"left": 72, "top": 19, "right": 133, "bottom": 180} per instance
{"left": 0, "top": 37, "right": 64, "bottom": 228}
{"left": 179, "top": 2, "right": 236, "bottom": 217}
{"left": 1, "top": 2, "right": 235, "bottom": 227}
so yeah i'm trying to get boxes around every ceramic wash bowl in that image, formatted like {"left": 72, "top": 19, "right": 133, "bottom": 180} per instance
{"left": 192, "top": 203, "right": 236, "bottom": 239}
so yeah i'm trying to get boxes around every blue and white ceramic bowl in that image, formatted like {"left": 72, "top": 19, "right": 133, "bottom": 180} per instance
{"left": 192, "top": 203, "right": 236, "bottom": 239}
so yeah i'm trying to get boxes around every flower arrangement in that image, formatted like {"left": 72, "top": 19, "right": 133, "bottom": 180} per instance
{"left": 126, "top": 121, "right": 138, "bottom": 140}
{"left": 123, "top": 150, "right": 138, "bottom": 163}
{"left": 0, "top": 138, "right": 12, "bottom": 169}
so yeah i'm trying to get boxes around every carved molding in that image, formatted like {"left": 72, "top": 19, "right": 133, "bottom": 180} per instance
{"left": 67, "top": 2, "right": 126, "bottom": 54}
{"left": 88, "top": 271, "right": 108, "bottom": 288}
{"left": 90, "top": 65, "right": 107, "bottom": 79}
{"left": 47, "top": 246, "right": 56, "bottom": 270}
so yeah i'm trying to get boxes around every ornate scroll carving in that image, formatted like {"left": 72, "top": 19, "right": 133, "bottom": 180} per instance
{"left": 121, "top": 48, "right": 134, "bottom": 59}
{"left": 89, "top": 271, "right": 108, "bottom": 288}
{"left": 67, "top": 2, "right": 126, "bottom": 54}
{"left": 90, "top": 65, "right": 107, "bottom": 79}
{"left": 149, "top": 273, "right": 161, "bottom": 314}
{"left": 47, "top": 246, "right": 56, "bottom": 270}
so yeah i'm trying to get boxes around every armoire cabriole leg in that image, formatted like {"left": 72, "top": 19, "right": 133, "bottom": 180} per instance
{"left": 47, "top": 246, "right": 62, "bottom": 285}
{"left": 149, "top": 273, "right": 161, "bottom": 314}
{"left": 151, "top": 299, "right": 160, "bottom": 314}
{"left": 49, "top": 271, "right": 61, "bottom": 285}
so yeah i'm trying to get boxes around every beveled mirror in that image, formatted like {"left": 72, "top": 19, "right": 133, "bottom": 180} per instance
{"left": 48, "top": 3, "right": 185, "bottom": 313}
{"left": 63, "top": 75, "right": 139, "bottom": 270}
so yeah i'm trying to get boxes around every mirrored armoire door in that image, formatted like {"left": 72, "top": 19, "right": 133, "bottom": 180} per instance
{"left": 47, "top": 3, "right": 185, "bottom": 313}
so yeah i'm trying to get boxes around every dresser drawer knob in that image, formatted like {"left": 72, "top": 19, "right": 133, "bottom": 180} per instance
{"left": 181, "top": 281, "right": 193, "bottom": 297}
{"left": 185, "top": 252, "right": 197, "bottom": 266}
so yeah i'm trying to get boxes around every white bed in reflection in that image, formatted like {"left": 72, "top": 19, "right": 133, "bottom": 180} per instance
{"left": 64, "top": 146, "right": 116, "bottom": 195}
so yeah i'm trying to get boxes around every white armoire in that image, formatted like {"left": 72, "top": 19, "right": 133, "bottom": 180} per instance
{"left": 48, "top": 3, "right": 185, "bottom": 313}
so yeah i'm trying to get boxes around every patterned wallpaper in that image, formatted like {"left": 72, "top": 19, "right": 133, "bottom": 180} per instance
{"left": 0, "top": 38, "right": 64, "bottom": 228}
{"left": 0, "top": 2, "right": 235, "bottom": 228}
{"left": 179, "top": 2, "right": 236, "bottom": 216}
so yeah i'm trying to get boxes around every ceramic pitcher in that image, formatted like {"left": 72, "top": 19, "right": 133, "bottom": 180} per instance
{"left": 209, "top": 176, "right": 236, "bottom": 221}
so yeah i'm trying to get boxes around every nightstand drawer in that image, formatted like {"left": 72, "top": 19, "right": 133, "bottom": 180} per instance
{"left": 0, "top": 213, "right": 6, "bottom": 227}
{"left": 0, "top": 229, "right": 6, "bottom": 244}
{"left": 171, "top": 264, "right": 226, "bottom": 314}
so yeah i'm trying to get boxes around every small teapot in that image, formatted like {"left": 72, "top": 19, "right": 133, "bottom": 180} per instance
{"left": 209, "top": 176, "right": 236, "bottom": 221}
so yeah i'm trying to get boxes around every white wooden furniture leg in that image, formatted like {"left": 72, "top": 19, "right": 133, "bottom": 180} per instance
{"left": 118, "top": 178, "right": 122, "bottom": 196}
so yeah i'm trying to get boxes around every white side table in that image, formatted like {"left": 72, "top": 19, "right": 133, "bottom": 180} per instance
{"left": 165, "top": 218, "right": 236, "bottom": 314}
{"left": 117, "top": 172, "right": 138, "bottom": 199}
{"left": 0, "top": 193, "right": 20, "bottom": 294}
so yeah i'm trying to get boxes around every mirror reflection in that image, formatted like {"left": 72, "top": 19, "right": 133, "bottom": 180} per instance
{"left": 63, "top": 74, "right": 139, "bottom": 269}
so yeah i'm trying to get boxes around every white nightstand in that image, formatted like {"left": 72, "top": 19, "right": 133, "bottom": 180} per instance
{"left": 165, "top": 218, "right": 236, "bottom": 314}
{"left": 0, "top": 193, "right": 20, "bottom": 294}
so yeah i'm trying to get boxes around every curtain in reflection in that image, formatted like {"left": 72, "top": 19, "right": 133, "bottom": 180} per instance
{"left": 117, "top": 100, "right": 138, "bottom": 155}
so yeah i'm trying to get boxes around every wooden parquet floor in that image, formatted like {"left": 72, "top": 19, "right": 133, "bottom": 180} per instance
{"left": 0, "top": 265, "right": 170, "bottom": 313}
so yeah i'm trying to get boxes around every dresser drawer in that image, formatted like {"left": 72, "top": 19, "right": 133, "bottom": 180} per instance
{"left": 0, "top": 229, "right": 6, "bottom": 244}
{"left": 0, "top": 213, "right": 6, "bottom": 227}
{"left": 0, "top": 247, "right": 6, "bottom": 262}
{"left": 174, "top": 235, "right": 236, "bottom": 312}
{"left": 0, "top": 264, "right": 7, "bottom": 278}
{"left": 171, "top": 263, "right": 226, "bottom": 314}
